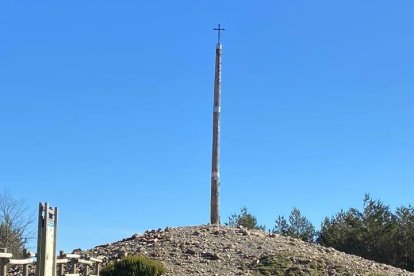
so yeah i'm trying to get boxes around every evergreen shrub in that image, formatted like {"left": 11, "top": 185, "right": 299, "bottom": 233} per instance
{"left": 101, "top": 255, "right": 166, "bottom": 276}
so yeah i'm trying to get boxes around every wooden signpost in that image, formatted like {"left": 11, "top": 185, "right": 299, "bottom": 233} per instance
{"left": 0, "top": 202, "right": 101, "bottom": 276}
{"left": 37, "top": 203, "right": 58, "bottom": 276}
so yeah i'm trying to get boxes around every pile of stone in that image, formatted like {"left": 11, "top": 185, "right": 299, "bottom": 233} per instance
{"left": 80, "top": 224, "right": 414, "bottom": 275}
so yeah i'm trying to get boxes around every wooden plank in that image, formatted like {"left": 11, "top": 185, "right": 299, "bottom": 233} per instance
{"left": 77, "top": 259, "right": 93, "bottom": 265}
{"left": 87, "top": 257, "right": 103, "bottom": 263}
{"left": 56, "top": 258, "right": 69, "bottom": 264}
{"left": 63, "top": 254, "right": 81, "bottom": 259}
{"left": 9, "top": 259, "right": 34, "bottom": 265}
{"left": 0, "top": 253, "right": 12, "bottom": 259}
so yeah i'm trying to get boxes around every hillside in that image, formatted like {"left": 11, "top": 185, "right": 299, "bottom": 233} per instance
{"left": 81, "top": 225, "right": 414, "bottom": 275}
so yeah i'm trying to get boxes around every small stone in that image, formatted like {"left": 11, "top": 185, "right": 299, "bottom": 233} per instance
{"left": 185, "top": 248, "right": 197, "bottom": 255}
{"left": 242, "top": 229, "right": 250, "bottom": 236}
{"left": 201, "top": 251, "right": 220, "bottom": 260}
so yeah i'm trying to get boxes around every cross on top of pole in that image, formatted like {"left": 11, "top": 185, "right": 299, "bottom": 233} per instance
{"left": 213, "top": 24, "right": 225, "bottom": 44}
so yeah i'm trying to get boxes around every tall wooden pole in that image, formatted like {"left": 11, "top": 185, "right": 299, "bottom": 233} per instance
{"left": 211, "top": 24, "right": 224, "bottom": 225}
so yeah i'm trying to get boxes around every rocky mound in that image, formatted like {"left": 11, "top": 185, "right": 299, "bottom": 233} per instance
{"left": 81, "top": 225, "right": 414, "bottom": 275}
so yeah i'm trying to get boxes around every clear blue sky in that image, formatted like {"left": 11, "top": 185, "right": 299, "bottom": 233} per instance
{"left": 1, "top": 1, "right": 413, "bottom": 252}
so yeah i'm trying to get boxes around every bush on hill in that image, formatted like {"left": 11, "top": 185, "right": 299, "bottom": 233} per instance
{"left": 101, "top": 255, "right": 166, "bottom": 276}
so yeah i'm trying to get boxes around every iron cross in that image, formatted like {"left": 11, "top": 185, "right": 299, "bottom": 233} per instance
{"left": 213, "top": 24, "right": 225, "bottom": 44}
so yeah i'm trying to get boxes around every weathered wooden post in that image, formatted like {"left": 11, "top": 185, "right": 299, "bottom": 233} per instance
{"left": 0, "top": 248, "right": 10, "bottom": 276}
{"left": 36, "top": 202, "right": 58, "bottom": 276}
{"left": 22, "top": 249, "right": 29, "bottom": 276}
{"left": 62, "top": 253, "right": 81, "bottom": 275}
{"left": 88, "top": 256, "right": 102, "bottom": 276}
{"left": 5, "top": 249, "right": 34, "bottom": 276}
{"left": 58, "top": 251, "right": 65, "bottom": 276}
{"left": 71, "top": 259, "right": 77, "bottom": 274}
{"left": 84, "top": 262, "right": 89, "bottom": 276}
{"left": 95, "top": 262, "right": 100, "bottom": 276}
{"left": 210, "top": 24, "right": 225, "bottom": 225}
{"left": 83, "top": 254, "right": 89, "bottom": 276}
